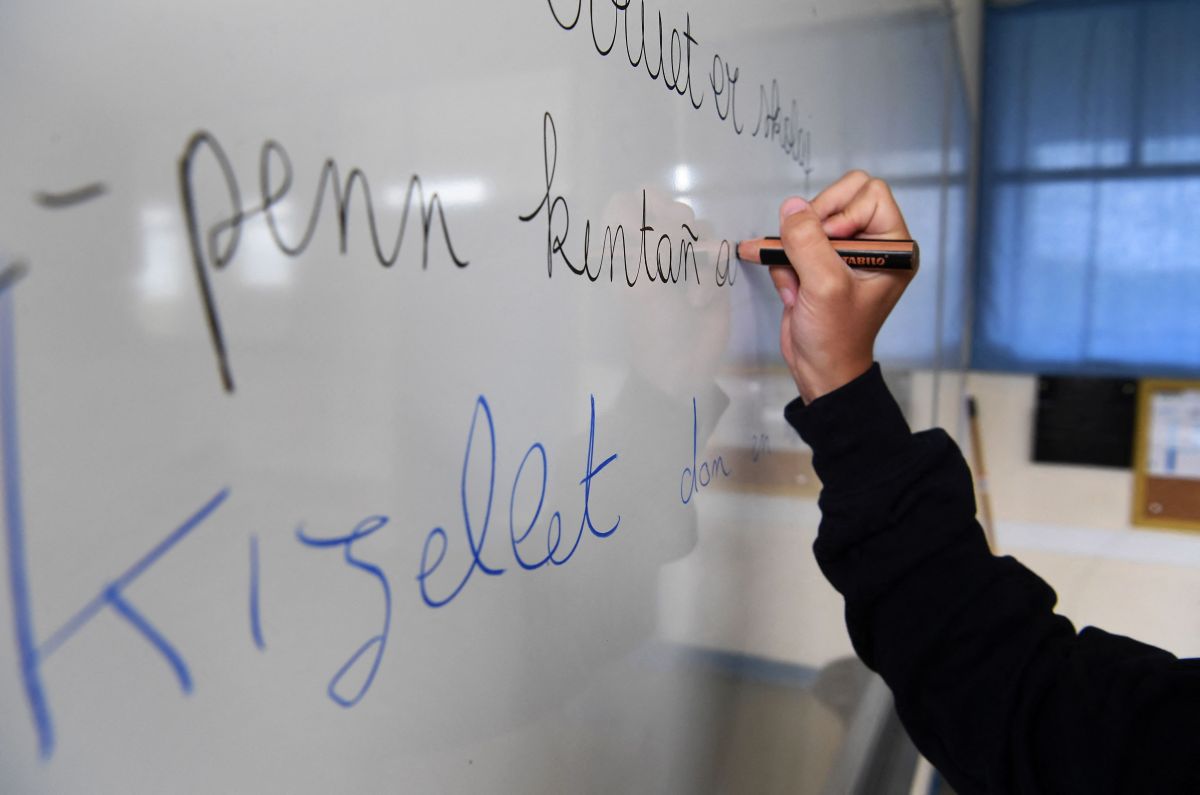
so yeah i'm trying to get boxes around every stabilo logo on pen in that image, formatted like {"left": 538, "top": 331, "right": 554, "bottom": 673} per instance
{"left": 843, "top": 256, "right": 886, "bottom": 266}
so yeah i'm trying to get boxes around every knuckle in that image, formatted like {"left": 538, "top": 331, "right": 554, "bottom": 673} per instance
{"left": 844, "top": 169, "right": 870, "bottom": 183}
{"left": 866, "top": 177, "right": 893, "bottom": 200}
{"left": 781, "top": 213, "right": 823, "bottom": 248}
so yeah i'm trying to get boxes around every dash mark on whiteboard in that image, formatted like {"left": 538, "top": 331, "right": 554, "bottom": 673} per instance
{"left": 0, "top": 262, "right": 30, "bottom": 295}
{"left": 33, "top": 182, "right": 108, "bottom": 208}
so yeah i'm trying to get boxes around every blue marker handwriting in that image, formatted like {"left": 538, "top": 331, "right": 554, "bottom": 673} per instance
{"left": 289, "top": 393, "right": 621, "bottom": 710}
{"left": 680, "top": 397, "right": 731, "bottom": 503}
{"left": 419, "top": 393, "right": 620, "bottom": 608}
{"left": 2, "top": 285, "right": 237, "bottom": 760}
{"left": 249, "top": 534, "right": 266, "bottom": 651}
{"left": 3, "top": 281, "right": 630, "bottom": 755}
{"left": 296, "top": 516, "right": 392, "bottom": 707}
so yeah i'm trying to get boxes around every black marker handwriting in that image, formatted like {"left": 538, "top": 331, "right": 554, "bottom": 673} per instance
{"left": 33, "top": 182, "right": 108, "bottom": 209}
{"left": 751, "top": 80, "right": 812, "bottom": 174}
{"left": 551, "top": 0, "right": 704, "bottom": 109}
{"left": 546, "top": 0, "right": 811, "bottom": 171}
{"left": 751, "top": 433, "right": 769, "bottom": 462}
{"left": 178, "top": 131, "right": 470, "bottom": 393}
{"left": 709, "top": 53, "right": 744, "bottom": 134}
{"left": 519, "top": 112, "right": 733, "bottom": 288}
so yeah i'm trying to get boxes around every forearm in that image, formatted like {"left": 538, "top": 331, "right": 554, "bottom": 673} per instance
{"left": 786, "top": 365, "right": 1198, "bottom": 793}
{"left": 764, "top": 170, "right": 1199, "bottom": 790}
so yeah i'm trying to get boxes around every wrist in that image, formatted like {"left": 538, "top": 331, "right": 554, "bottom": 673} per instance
{"left": 794, "top": 358, "right": 874, "bottom": 404}
{"left": 784, "top": 363, "right": 913, "bottom": 493}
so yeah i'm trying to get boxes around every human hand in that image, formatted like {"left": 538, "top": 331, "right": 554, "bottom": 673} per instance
{"left": 768, "top": 171, "right": 916, "bottom": 403}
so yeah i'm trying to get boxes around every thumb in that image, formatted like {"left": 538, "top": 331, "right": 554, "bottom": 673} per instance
{"left": 779, "top": 196, "right": 810, "bottom": 223}
{"left": 779, "top": 198, "right": 850, "bottom": 291}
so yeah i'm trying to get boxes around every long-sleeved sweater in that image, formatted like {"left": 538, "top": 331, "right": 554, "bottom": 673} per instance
{"left": 785, "top": 364, "right": 1200, "bottom": 794}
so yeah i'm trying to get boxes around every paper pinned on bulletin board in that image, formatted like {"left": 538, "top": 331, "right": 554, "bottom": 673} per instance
{"left": 1147, "top": 389, "right": 1200, "bottom": 479}
{"left": 1134, "top": 380, "right": 1200, "bottom": 530}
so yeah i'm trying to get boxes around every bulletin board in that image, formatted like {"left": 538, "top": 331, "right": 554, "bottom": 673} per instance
{"left": 1133, "top": 379, "right": 1200, "bottom": 531}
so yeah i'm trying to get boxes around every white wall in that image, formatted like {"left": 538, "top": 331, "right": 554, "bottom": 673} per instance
{"left": 962, "top": 371, "right": 1200, "bottom": 658}
{"left": 907, "top": 367, "right": 1200, "bottom": 659}
{"left": 965, "top": 372, "right": 1133, "bottom": 529}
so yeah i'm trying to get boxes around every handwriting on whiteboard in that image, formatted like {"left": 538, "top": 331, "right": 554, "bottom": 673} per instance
{"left": 544, "top": 0, "right": 813, "bottom": 175}
{"left": 296, "top": 516, "right": 393, "bottom": 707}
{"left": 0, "top": 285, "right": 232, "bottom": 758}
{"left": 680, "top": 397, "right": 731, "bottom": 503}
{"left": 178, "top": 131, "right": 470, "bottom": 394}
{"left": 419, "top": 394, "right": 619, "bottom": 607}
{"left": 1, "top": 276, "right": 625, "bottom": 756}
{"left": 294, "top": 392, "right": 621, "bottom": 712}
{"left": 520, "top": 112, "right": 736, "bottom": 287}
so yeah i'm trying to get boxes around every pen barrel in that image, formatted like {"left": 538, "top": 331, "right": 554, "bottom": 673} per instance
{"left": 755, "top": 237, "right": 918, "bottom": 270}
{"left": 829, "top": 240, "right": 919, "bottom": 270}
{"left": 757, "top": 245, "right": 792, "bottom": 266}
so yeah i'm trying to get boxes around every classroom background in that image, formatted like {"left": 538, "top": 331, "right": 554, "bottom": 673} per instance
{"left": 920, "top": 1, "right": 1200, "bottom": 788}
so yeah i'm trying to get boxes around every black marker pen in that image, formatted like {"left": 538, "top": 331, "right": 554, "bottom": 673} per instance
{"left": 737, "top": 236, "right": 918, "bottom": 271}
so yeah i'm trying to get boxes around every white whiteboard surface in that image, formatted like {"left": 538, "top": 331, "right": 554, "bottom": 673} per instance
{"left": 1, "top": 1, "right": 967, "bottom": 791}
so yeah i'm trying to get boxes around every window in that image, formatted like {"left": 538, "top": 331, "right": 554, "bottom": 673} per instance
{"left": 973, "top": 0, "right": 1200, "bottom": 376}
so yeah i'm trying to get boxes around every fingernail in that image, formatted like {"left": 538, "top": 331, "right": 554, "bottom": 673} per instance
{"left": 778, "top": 286, "right": 796, "bottom": 306}
{"left": 780, "top": 197, "right": 809, "bottom": 217}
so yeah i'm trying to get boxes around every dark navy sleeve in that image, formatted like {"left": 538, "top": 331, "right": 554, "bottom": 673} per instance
{"left": 786, "top": 363, "right": 1200, "bottom": 794}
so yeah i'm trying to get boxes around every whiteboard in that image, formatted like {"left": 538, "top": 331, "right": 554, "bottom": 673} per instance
{"left": 0, "top": 1, "right": 969, "bottom": 791}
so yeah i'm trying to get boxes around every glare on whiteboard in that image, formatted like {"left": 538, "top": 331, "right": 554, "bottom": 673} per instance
{"left": 387, "top": 179, "right": 488, "bottom": 208}
{"left": 138, "top": 206, "right": 184, "bottom": 301}
{"left": 673, "top": 164, "right": 693, "bottom": 192}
